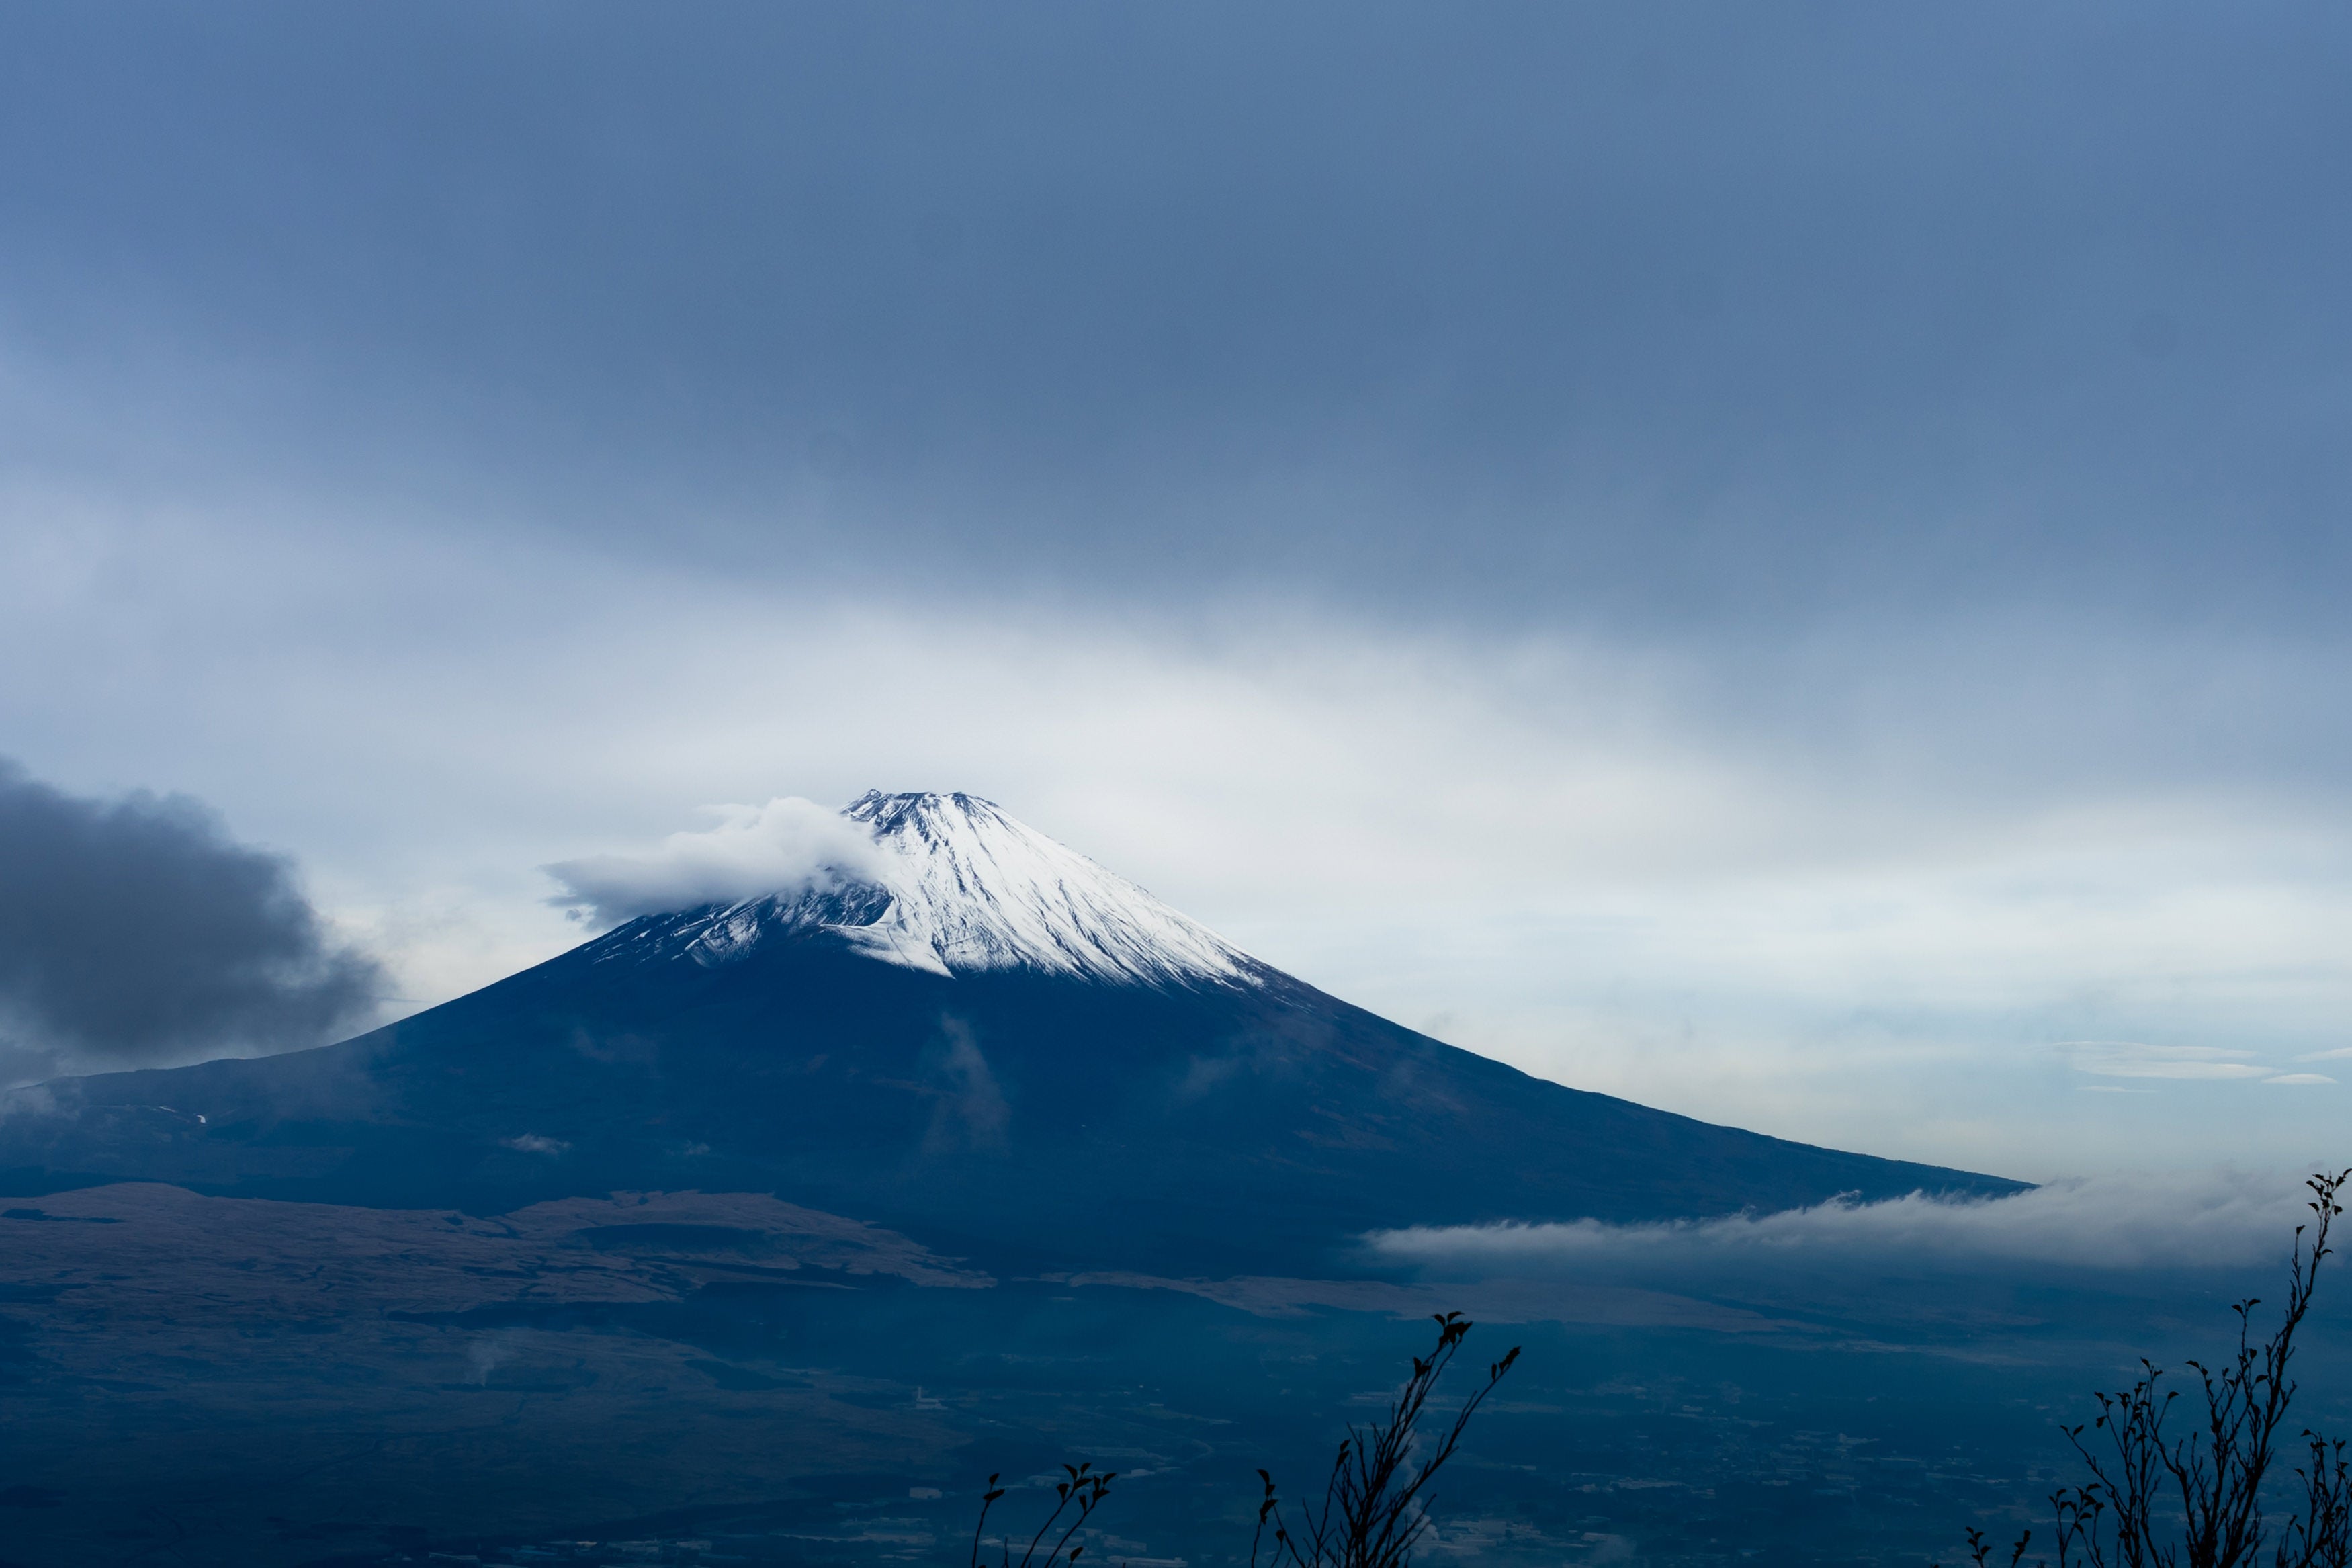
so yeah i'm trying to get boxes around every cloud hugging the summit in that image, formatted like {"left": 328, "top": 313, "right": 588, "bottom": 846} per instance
{"left": 0, "top": 761, "right": 382, "bottom": 1082}
{"left": 542, "top": 796, "right": 887, "bottom": 927}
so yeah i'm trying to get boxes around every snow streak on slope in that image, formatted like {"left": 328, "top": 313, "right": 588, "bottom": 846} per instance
{"left": 607, "top": 792, "right": 1262, "bottom": 988}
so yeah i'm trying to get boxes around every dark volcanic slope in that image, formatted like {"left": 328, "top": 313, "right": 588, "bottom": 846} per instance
{"left": 0, "top": 913, "right": 2015, "bottom": 1271}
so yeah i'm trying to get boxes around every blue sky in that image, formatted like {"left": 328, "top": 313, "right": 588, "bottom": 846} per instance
{"left": 3, "top": 2, "right": 2349, "bottom": 1179}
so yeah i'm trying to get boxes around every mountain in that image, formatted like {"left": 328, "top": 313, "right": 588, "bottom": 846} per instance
{"left": 0, "top": 791, "right": 2019, "bottom": 1271}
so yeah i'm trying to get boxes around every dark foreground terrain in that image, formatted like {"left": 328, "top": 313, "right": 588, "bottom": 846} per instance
{"left": 5, "top": 1182, "right": 2340, "bottom": 1568}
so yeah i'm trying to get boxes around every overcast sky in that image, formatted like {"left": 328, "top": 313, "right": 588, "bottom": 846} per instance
{"left": 3, "top": 2, "right": 2348, "bottom": 1180}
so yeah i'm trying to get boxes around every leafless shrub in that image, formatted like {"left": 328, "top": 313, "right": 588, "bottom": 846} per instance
{"left": 963, "top": 1312, "right": 1517, "bottom": 1568}
{"left": 1942, "top": 1170, "right": 2352, "bottom": 1568}
{"left": 1250, "top": 1311, "right": 1520, "bottom": 1568}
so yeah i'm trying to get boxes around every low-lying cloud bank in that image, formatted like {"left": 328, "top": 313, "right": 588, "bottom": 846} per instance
{"left": 542, "top": 795, "right": 886, "bottom": 927}
{"left": 0, "top": 760, "right": 382, "bottom": 1082}
{"left": 1372, "top": 1170, "right": 2335, "bottom": 1274}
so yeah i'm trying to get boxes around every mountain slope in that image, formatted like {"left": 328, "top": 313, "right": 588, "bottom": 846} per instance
{"left": 0, "top": 793, "right": 2021, "bottom": 1270}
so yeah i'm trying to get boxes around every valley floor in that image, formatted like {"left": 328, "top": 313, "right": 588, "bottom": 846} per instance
{"left": 2, "top": 1185, "right": 2340, "bottom": 1568}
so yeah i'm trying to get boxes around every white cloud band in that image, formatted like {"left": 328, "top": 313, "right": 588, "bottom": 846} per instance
{"left": 541, "top": 796, "right": 886, "bottom": 926}
{"left": 1368, "top": 1170, "right": 2332, "bottom": 1273}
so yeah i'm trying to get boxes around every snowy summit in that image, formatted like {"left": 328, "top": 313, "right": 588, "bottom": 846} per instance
{"left": 602, "top": 791, "right": 1263, "bottom": 988}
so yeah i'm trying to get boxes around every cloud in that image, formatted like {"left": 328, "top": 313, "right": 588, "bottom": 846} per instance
{"left": 465, "top": 1331, "right": 517, "bottom": 1385}
{"left": 1369, "top": 1170, "right": 2332, "bottom": 1273}
{"left": 501, "top": 1133, "right": 569, "bottom": 1156}
{"left": 0, "top": 1084, "right": 58, "bottom": 1121}
{"left": 2264, "top": 1074, "right": 2336, "bottom": 1086}
{"left": 2300, "top": 1047, "right": 2352, "bottom": 1062}
{"left": 0, "top": 760, "right": 382, "bottom": 1078}
{"left": 541, "top": 796, "right": 887, "bottom": 926}
{"left": 924, "top": 1018, "right": 1010, "bottom": 1154}
{"left": 9, "top": 5, "right": 2350, "bottom": 640}
{"left": 2062, "top": 1042, "right": 2271, "bottom": 1080}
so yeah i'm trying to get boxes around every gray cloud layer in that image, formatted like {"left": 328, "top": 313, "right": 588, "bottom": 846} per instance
{"left": 0, "top": 761, "right": 380, "bottom": 1079}
{"left": 9, "top": 4, "right": 2349, "bottom": 819}
{"left": 3, "top": 3, "right": 2347, "bottom": 631}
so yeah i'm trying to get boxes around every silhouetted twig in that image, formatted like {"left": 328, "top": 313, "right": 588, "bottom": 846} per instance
{"left": 969, "top": 1462, "right": 1117, "bottom": 1568}
{"left": 963, "top": 1313, "right": 1518, "bottom": 1568}
{"left": 1938, "top": 1170, "right": 2351, "bottom": 1568}
{"left": 1250, "top": 1311, "right": 1520, "bottom": 1568}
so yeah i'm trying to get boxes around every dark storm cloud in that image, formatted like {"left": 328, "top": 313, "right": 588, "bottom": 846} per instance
{"left": 2, "top": 2, "right": 2347, "bottom": 628}
{"left": 0, "top": 762, "right": 381, "bottom": 1073}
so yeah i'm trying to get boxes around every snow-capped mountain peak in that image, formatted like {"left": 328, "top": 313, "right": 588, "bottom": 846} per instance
{"left": 614, "top": 791, "right": 1262, "bottom": 988}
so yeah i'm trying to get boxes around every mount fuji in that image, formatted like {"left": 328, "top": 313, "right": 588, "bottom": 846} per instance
{"left": 0, "top": 791, "right": 2017, "bottom": 1270}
